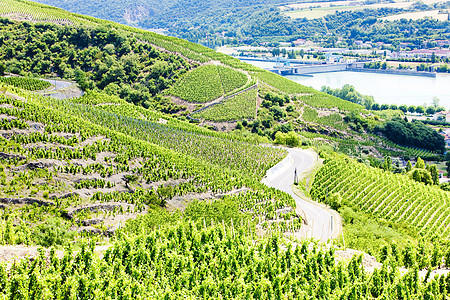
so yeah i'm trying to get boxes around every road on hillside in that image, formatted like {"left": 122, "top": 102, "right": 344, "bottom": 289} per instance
{"left": 264, "top": 148, "right": 336, "bottom": 242}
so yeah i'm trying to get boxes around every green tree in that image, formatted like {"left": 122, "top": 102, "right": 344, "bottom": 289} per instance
{"left": 382, "top": 156, "right": 392, "bottom": 171}
{"left": 299, "top": 49, "right": 305, "bottom": 58}
{"left": 432, "top": 97, "right": 440, "bottom": 109}
{"left": 408, "top": 105, "right": 416, "bottom": 113}
{"left": 415, "top": 106, "right": 425, "bottom": 114}
{"left": 380, "top": 104, "right": 389, "bottom": 110}
{"left": 285, "top": 131, "right": 300, "bottom": 147}
{"left": 406, "top": 160, "right": 412, "bottom": 172}
{"left": 411, "top": 169, "right": 433, "bottom": 185}
{"left": 415, "top": 157, "right": 425, "bottom": 169}
{"left": 426, "top": 165, "right": 439, "bottom": 185}
{"left": 431, "top": 52, "right": 436, "bottom": 63}
{"left": 426, "top": 106, "right": 435, "bottom": 115}
{"left": 271, "top": 48, "right": 280, "bottom": 57}
{"left": 328, "top": 192, "right": 342, "bottom": 210}
{"left": 274, "top": 131, "right": 286, "bottom": 145}
{"left": 399, "top": 105, "right": 408, "bottom": 113}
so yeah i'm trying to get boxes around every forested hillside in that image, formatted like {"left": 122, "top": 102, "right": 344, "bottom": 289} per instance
{"left": 29, "top": 0, "right": 450, "bottom": 46}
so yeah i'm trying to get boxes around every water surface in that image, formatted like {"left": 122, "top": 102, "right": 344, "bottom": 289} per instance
{"left": 240, "top": 58, "right": 450, "bottom": 107}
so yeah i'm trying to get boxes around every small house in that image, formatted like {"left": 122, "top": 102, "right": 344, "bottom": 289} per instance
{"left": 433, "top": 111, "right": 450, "bottom": 122}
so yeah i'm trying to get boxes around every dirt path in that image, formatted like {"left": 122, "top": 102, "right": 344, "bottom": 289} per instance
{"left": 38, "top": 79, "right": 84, "bottom": 99}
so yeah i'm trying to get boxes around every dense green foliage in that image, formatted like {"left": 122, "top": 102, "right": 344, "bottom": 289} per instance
{"left": 0, "top": 18, "right": 192, "bottom": 109}
{"left": 30, "top": 0, "right": 450, "bottom": 49}
{"left": 2, "top": 3, "right": 450, "bottom": 300}
{"left": 321, "top": 84, "right": 374, "bottom": 110}
{"left": 0, "top": 76, "right": 51, "bottom": 91}
{"left": 192, "top": 88, "right": 257, "bottom": 121}
{"left": 377, "top": 117, "right": 445, "bottom": 153}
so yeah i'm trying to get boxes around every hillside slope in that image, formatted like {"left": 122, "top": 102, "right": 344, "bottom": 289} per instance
{"left": 0, "top": 2, "right": 449, "bottom": 299}
{"left": 0, "top": 0, "right": 372, "bottom": 141}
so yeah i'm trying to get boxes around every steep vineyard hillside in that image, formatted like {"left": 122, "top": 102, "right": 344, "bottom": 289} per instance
{"left": 311, "top": 155, "right": 450, "bottom": 238}
{"left": 0, "top": 0, "right": 375, "bottom": 137}
{"left": 0, "top": 1, "right": 449, "bottom": 298}
{"left": 0, "top": 79, "right": 303, "bottom": 242}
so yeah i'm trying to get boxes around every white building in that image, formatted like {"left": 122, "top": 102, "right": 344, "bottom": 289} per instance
{"left": 433, "top": 111, "right": 450, "bottom": 122}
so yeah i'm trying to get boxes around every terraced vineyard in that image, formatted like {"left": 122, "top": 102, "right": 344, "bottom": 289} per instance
{"left": 36, "top": 93, "right": 283, "bottom": 177}
{"left": 311, "top": 155, "right": 450, "bottom": 238}
{"left": 377, "top": 137, "right": 440, "bottom": 159}
{"left": 252, "top": 71, "right": 316, "bottom": 94}
{"left": 299, "top": 93, "right": 367, "bottom": 113}
{"left": 167, "top": 65, "right": 248, "bottom": 103}
{"left": 166, "top": 65, "right": 223, "bottom": 103}
{"left": 0, "top": 1, "right": 450, "bottom": 298}
{"left": 192, "top": 87, "right": 257, "bottom": 122}
{"left": 217, "top": 65, "right": 248, "bottom": 93}
{"left": 0, "top": 76, "right": 51, "bottom": 91}
{"left": 0, "top": 0, "right": 94, "bottom": 25}
{"left": 0, "top": 80, "right": 297, "bottom": 240}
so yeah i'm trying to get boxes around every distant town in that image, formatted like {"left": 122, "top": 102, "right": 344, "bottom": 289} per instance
{"left": 219, "top": 38, "right": 450, "bottom": 77}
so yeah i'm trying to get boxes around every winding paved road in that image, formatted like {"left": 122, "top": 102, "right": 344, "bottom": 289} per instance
{"left": 263, "top": 147, "right": 336, "bottom": 242}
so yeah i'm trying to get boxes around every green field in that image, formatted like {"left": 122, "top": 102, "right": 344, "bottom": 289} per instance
{"left": 192, "top": 88, "right": 257, "bottom": 121}
{"left": 167, "top": 65, "right": 248, "bottom": 103}
{"left": 284, "top": 5, "right": 366, "bottom": 19}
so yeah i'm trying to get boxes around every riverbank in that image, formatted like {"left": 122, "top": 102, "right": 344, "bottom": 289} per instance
{"left": 239, "top": 57, "right": 437, "bottom": 78}
{"left": 347, "top": 67, "right": 436, "bottom": 78}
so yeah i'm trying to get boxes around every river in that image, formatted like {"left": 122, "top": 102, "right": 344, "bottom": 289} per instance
{"left": 241, "top": 59, "right": 450, "bottom": 108}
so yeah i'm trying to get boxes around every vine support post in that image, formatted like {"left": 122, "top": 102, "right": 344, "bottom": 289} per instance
{"left": 222, "top": 219, "right": 226, "bottom": 238}
{"left": 231, "top": 218, "right": 235, "bottom": 238}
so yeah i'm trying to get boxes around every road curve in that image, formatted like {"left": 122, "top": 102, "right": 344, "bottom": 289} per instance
{"left": 263, "top": 147, "right": 335, "bottom": 242}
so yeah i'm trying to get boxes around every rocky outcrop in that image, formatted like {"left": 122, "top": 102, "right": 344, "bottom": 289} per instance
{"left": 0, "top": 197, "right": 55, "bottom": 206}
{"left": 65, "top": 202, "right": 134, "bottom": 219}
{"left": 0, "top": 152, "right": 26, "bottom": 160}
